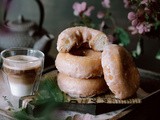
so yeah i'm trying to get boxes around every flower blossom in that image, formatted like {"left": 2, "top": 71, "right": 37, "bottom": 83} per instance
{"left": 140, "top": 0, "right": 156, "bottom": 5}
{"left": 127, "top": 10, "right": 153, "bottom": 34}
{"left": 128, "top": 12, "right": 139, "bottom": 26}
{"left": 101, "top": 0, "right": 110, "bottom": 8}
{"left": 73, "top": 2, "right": 86, "bottom": 16}
{"left": 97, "top": 11, "right": 105, "bottom": 19}
{"left": 72, "top": 2, "right": 94, "bottom": 17}
{"left": 136, "top": 22, "right": 152, "bottom": 34}
{"left": 128, "top": 22, "right": 152, "bottom": 35}
{"left": 128, "top": 12, "right": 136, "bottom": 21}
{"left": 83, "top": 6, "right": 95, "bottom": 16}
{"left": 125, "top": 0, "right": 160, "bottom": 37}
{"left": 123, "top": 0, "right": 130, "bottom": 8}
{"left": 128, "top": 26, "right": 138, "bottom": 35}
{"left": 140, "top": 0, "right": 148, "bottom": 5}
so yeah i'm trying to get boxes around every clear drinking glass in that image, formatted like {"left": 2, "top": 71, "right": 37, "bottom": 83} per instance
{"left": 1, "top": 48, "right": 44, "bottom": 97}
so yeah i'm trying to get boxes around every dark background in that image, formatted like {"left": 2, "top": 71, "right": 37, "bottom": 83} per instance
{"left": 0, "top": 0, "right": 159, "bottom": 73}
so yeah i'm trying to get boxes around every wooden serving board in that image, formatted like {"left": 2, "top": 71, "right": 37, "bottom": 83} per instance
{"left": 18, "top": 70, "right": 148, "bottom": 116}
{"left": 43, "top": 70, "right": 142, "bottom": 104}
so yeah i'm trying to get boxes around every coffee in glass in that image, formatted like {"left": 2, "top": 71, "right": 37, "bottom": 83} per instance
{"left": 1, "top": 48, "right": 44, "bottom": 97}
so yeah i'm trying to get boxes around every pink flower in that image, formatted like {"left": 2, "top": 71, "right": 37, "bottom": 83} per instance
{"left": 123, "top": 0, "right": 130, "bottom": 8}
{"left": 125, "top": 0, "right": 159, "bottom": 36}
{"left": 136, "top": 22, "right": 152, "bottom": 34}
{"left": 84, "top": 6, "right": 95, "bottom": 17}
{"left": 140, "top": 0, "right": 156, "bottom": 5}
{"left": 97, "top": 11, "right": 105, "bottom": 19}
{"left": 140, "top": 0, "right": 148, "bottom": 5}
{"left": 128, "top": 26, "right": 138, "bottom": 35}
{"left": 101, "top": 0, "right": 110, "bottom": 8}
{"left": 72, "top": 2, "right": 94, "bottom": 17}
{"left": 131, "top": 19, "right": 138, "bottom": 26}
{"left": 128, "top": 12, "right": 139, "bottom": 26}
{"left": 129, "top": 22, "right": 152, "bottom": 35}
{"left": 73, "top": 2, "right": 87, "bottom": 16}
{"left": 128, "top": 12, "right": 136, "bottom": 21}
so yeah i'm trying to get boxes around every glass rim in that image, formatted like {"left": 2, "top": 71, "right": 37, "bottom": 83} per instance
{"left": 1, "top": 47, "right": 44, "bottom": 63}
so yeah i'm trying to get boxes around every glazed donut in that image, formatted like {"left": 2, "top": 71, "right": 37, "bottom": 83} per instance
{"left": 57, "top": 72, "right": 108, "bottom": 98}
{"left": 101, "top": 44, "right": 140, "bottom": 99}
{"left": 55, "top": 48, "right": 103, "bottom": 78}
{"left": 57, "top": 26, "right": 110, "bottom": 52}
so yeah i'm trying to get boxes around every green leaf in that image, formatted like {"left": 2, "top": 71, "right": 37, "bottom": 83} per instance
{"left": 115, "top": 27, "right": 130, "bottom": 46}
{"left": 37, "top": 77, "right": 64, "bottom": 102}
{"left": 132, "top": 50, "right": 138, "bottom": 58}
{"left": 154, "top": 21, "right": 160, "bottom": 30}
{"left": 145, "top": 13, "right": 149, "bottom": 21}
{"left": 156, "top": 50, "right": 160, "bottom": 60}
{"left": 14, "top": 109, "right": 44, "bottom": 120}
{"left": 132, "top": 37, "right": 143, "bottom": 58}
{"left": 71, "top": 15, "right": 95, "bottom": 28}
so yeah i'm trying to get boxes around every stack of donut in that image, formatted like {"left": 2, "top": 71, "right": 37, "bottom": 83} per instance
{"left": 55, "top": 26, "right": 140, "bottom": 99}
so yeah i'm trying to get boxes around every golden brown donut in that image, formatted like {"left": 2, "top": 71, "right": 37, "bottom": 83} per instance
{"left": 101, "top": 44, "right": 140, "bottom": 99}
{"left": 55, "top": 48, "right": 103, "bottom": 78}
{"left": 57, "top": 26, "right": 110, "bottom": 52}
{"left": 57, "top": 72, "right": 108, "bottom": 98}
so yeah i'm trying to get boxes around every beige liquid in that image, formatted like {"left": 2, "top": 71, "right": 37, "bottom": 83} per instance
{"left": 3, "top": 55, "right": 42, "bottom": 97}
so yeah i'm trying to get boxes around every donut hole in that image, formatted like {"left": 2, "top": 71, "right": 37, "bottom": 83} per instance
{"left": 70, "top": 48, "right": 86, "bottom": 56}
{"left": 70, "top": 42, "right": 90, "bottom": 56}
{"left": 55, "top": 43, "right": 103, "bottom": 79}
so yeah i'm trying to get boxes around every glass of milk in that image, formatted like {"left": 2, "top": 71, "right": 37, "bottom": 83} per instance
{"left": 1, "top": 48, "right": 44, "bottom": 97}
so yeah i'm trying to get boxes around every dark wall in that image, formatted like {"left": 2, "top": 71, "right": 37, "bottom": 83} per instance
{"left": 0, "top": 0, "right": 159, "bottom": 73}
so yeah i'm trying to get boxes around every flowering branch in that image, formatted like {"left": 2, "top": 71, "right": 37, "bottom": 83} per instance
{"left": 124, "top": 0, "right": 160, "bottom": 36}
{"left": 71, "top": 2, "right": 95, "bottom": 28}
{"left": 124, "top": 0, "right": 160, "bottom": 59}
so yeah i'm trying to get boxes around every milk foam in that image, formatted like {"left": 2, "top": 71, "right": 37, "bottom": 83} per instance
{"left": 3, "top": 55, "right": 42, "bottom": 70}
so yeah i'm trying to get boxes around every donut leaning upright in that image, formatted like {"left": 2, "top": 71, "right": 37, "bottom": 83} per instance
{"left": 101, "top": 44, "right": 140, "bottom": 99}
